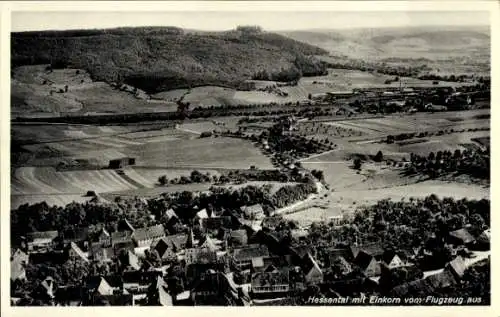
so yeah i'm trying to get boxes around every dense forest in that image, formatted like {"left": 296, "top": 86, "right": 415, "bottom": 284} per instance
{"left": 12, "top": 26, "right": 328, "bottom": 93}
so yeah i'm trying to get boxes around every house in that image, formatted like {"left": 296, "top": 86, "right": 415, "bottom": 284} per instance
{"left": 97, "top": 228, "right": 112, "bottom": 247}
{"left": 119, "top": 250, "right": 141, "bottom": 271}
{"left": 185, "top": 248, "right": 218, "bottom": 265}
{"left": 195, "top": 209, "right": 210, "bottom": 220}
{"left": 329, "top": 256, "right": 353, "bottom": 277}
{"left": 325, "top": 247, "right": 353, "bottom": 267}
{"left": 445, "top": 256, "right": 467, "bottom": 280}
{"left": 117, "top": 219, "right": 135, "bottom": 233}
{"left": 108, "top": 157, "right": 136, "bottom": 169}
{"left": 303, "top": 253, "right": 323, "bottom": 284}
{"left": 163, "top": 233, "right": 188, "bottom": 252}
{"left": 448, "top": 228, "right": 475, "bottom": 246}
{"left": 68, "top": 242, "right": 89, "bottom": 263}
{"left": 251, "top": 270, "right": 290, "bottom": 297}
{"left": 60, "top": 227, "right": 89, "bottom": 246}
{"left": 350, "top": 243, "right": 384, "bottom": 260}
{"left": 27, "top": 230, "right": 59, "bottom": 251}
{"left": 201, "top": 216, "right": 232, "bottom": 232}
{"left": 148, "top": 276, "right": 173, "bottom": 306}
{"left": 11, "top": 258, "right": 27, "bottom": 281}
{"left": 90, "top": 243, "right": 114, "bottom": 263}
{"left": 353, "top": 251, "right": 381, "bottom": 277}
{"left": 240, "top": 204, "right": 265, "bottom": 220}
{"left": 36, "top": 277, "right": 57, "bottom": 300}
{"left": 151, "top": 238, "right": 177, "bottom": 262}
{"left": 11, "top": 248, "right": 29, "bottom": 264}
{"left": 228, "top": 229, "right": 248, "bottom": 247}
{"left": 261, "top": 216, "right": 283, "bottom": 231}
{"left": 426, "top": 270, "right": 456, "bottom": 290}
{"left": 474, "top": 229, "right": 490, "bottom": 250}
{"left": 11, "top": 249, "right": 29, "bottom": 281}
{"left": 198, "top": 234, "right": 218, "bottom": 252}
{"left": 132, "top": 224, "right": 166, "bottom": 248}
{"left": 111, "top": 231, "right": 135, "bottom": 254}
{"left": 55, "top": 285, "right": 84, "bottom": 306}
{"left": 381, "top": 250, "right": 405, "bottom": 269}
{"left": 190, "top": 271, "right": 239, "bottom": 305}
{"left": 232, "top": 244, "right": 270, "bottom": 270}
{"left": 164, "top": 209, "right": 180, "bottom": 226}
{"left": 291, "top": 228, "right": 309, "bottom": 241}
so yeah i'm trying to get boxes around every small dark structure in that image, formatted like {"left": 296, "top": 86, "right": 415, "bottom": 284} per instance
{"left": 108, "top": 157, "right": 136, "bottom": 169}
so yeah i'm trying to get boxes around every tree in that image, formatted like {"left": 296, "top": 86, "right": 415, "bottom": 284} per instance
{"left": 374, "top": 150, "right": 384, "bottom": 162}
{"left": 158, "top": 175, "right": 168, "bottom": 186}
{"left": 353, "top": 158, "right": 362, "bottom": 170}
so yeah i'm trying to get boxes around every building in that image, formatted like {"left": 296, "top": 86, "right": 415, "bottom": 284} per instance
{"left": 240, "top": 204, "right": 265, "bottom": 220}
{"left": 353, "top": 251, "right": 381, "bottom": 277}
{"left": 251, "top": 269, "right": 290, "bottom": 297}
{"left": 448, "top": 228, "right": 475, "bottom": 246}
{"left": 232, "top": 244, "right": 270, "bottom": 270}
{"left": 108, "top": 157, "right": 136, "bottom": 169}
{"left": 68, "top": 242, "right": 89, "bottom": 263}
{"left": 381, "top": 251, "right": 405, "bottom": 269}
{"left": 228, "top": 229, "right": 248, "bottom": 247}
{"left": 445, "top": 256, "right": 467, "bottom": 280}
{"left": 132, "top": 224, "right": 166, "bottom": 248}
{"left": 27, "top": 231, "right": 59, "bottom": 251}
{"left": 303, "top": 253, "right": 323, "bottom": 284}
{"left": 90, "top": 243, "right": 114, "bottom": 263}
{"left": 190, "top": 271, "right": 239, "bottom": 305}
{"left": 111, "top": 231, "right": 135, "bottom": 255}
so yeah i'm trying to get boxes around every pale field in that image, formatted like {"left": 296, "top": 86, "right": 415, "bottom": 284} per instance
{"left": 127, "top": 136, "right": 273, "bottom": 169}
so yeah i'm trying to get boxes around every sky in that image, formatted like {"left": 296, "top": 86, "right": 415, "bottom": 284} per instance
{"left": 12, "top": 11, "right": 490, "bottom": 32}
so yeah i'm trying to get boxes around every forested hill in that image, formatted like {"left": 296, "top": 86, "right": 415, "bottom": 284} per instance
{"left": 11, "top": 26, "right": 328, "bottom": 93}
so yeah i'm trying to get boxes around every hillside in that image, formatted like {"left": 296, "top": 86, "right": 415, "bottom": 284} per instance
{"left": 11, "top": 26, "right": 328, "bottom": 93}
{"left": 279, "top": 26, "right": 490, "bottom": 65}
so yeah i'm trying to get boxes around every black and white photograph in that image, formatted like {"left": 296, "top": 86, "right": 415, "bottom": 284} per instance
{"left": 2, "top": 1, "right": 496, "bottom": 310}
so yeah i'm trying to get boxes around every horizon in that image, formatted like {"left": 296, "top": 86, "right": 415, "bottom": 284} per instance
{"left": 12, "top": 11, "right": 490, "bottom": 32}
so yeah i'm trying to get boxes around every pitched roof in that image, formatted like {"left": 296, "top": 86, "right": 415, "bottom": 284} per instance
{"left": 477, "top": 229, "right": 490, "bottom": 244}
{"left": 426, "top": 270, "right": 456, "bottom": 289}
{"left": 198, "top": 235, "right": 217, "bottom": 252}
{"left": 185, "top": 228, "right": 195, "bottom": 249}
{"left": 111, "top": 231, "right": 133, "bottom": 244}
{"left": 251, "top": 271, "right": 289, "bottom": 288}
{"left": 382, "top": 250, "right": 401, "bottom": 265}
{"left": 233, "top": 244, "right": 270, "bottom": 261}
{"left": 165, "top": 209, "right": 178, "bottom": 221}
{"left": 351, "top": 243, "right": 384, "bottom": 258}
{"left": 133, "top": 224, "right": 165, "bottom": 242}
{"left": 126, "top": 251, "right": 140, "bottom": 270}
{"left": 326, "top": 248, "right": 352, "bottom": 263}
{"left": 447, "top": 256, "right": 467, "bottom": 278}
{"left": 303, "top": 253, "right": 322, "bottom": 276}
{"left": 69, "top": 242, "right": 89, "bottom": 263}
{"left": 11, "top": 249, "right": 28, "bottom": 263}
{"left": 11, "top": 259, "right": 26, "bottom": 281}
{"left": 196, "top": 209, "right": 209, "bottom": 219}
{"left": 354, "top": 251, "right": 376, "bottom": 271}
{"left": 117, "top": 219, "right": 135, "bottom": 232}
{"left": 27, "top": 231, "right": 59, "bottom": 241}
{"left": 164, "top": 234, "right": 187, "bottom": 252}
{"left": 229, "top": 229, "right": 248, "bottom": 245}
{"left": 449, "top": 228, "right": 475, "bottom": 244}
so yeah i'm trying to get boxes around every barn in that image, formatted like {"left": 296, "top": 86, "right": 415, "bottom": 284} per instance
{"left": 108, "top": 157, "right": 136, "bottom": 169}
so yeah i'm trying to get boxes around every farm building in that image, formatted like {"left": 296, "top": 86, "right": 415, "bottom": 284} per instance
{"left": 108, "top": 157, "right": 136, "bottom": 169}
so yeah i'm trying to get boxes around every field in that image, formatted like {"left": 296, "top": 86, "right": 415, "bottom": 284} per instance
{"left": 11, "top": 119, "right": 274, "bottom": 208}
{"left": 12, "top": 66, "right": 178, "bottom": 117}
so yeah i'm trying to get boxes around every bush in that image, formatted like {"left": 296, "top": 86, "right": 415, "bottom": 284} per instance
{"left": 353, "top": 158, "right": 362, "bottom": 170}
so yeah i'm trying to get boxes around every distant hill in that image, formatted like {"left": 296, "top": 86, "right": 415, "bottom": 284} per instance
{"left": 11, "top": 26, "right": 328, "bottom": 93}
{"left": 278, "top": 26, "right": 490, "bottom": 61}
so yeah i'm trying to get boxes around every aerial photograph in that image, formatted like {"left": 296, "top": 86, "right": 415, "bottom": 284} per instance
{"left": 9, "top": 8, "right": 490, "bottom": 306}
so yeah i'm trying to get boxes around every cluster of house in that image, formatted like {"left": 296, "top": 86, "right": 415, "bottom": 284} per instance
{"left": 10, "top": 202, "right": 490, "bottom": 306}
